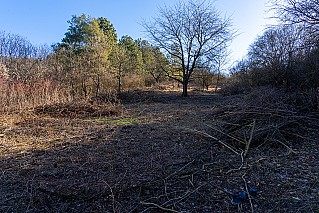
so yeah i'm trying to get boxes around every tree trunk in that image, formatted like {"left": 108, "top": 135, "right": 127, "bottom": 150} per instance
{"left": 117, "top": 65, "right": 122, "bottom": 94}
{"left": 95, "top": 75, "right": 100, "bottom": 97}
{"left": 215, "top": 70, "right": 221, "bottom": 92}
{"left": 118, "top": 76, "right": 121, "bottom": 94}
{"left": 82, "top": 80, "right": 87, "bottom": 97}
{"left": 182, "top": 78, "right": 188, "bottom": 97}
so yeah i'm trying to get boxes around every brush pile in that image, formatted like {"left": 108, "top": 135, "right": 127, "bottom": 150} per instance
{"left": 207, "top": 87, "right": 319, "bottom": 155}
{"left": 34, "top": 97, "right": 123, "bottom": 118}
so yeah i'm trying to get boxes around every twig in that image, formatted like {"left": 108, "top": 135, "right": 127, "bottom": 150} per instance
{"left": 162, "top": 184, "right": 205, "bottom": 206}
{"left": 140, "top": 202, "right": 180, "bottom": 213}
{"left": 165, "top": 159, "right": 195, "bottom": 180}
{"left": 242, "top": 174, "right": 254, "bottom": 213}
{"left": 273, "top": 139, "right": 297, "bottom": 154}
{"left": 103, "top": 181, "right": 116, "bottom": 213}
{"left": 188, "top": 128, "right": 241, "bottom": 155}
{"left": 206, "top": 124, "right": 245, "bottom": 145}
{"left": 226, "top": 151, "right": 245, "bottom": 174}
{"left": 244, "top": 119, "right": 256, "bottom": 158}
{"left": 281, "top": 130, "right": 317, "bottom": 142}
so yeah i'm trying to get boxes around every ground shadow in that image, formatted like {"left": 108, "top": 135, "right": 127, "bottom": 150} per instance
{"left": 1, "top": 91, "right": 318, "bottom": 212}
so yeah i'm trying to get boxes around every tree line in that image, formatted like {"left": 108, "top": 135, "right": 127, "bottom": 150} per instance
{"left": 229, "top": 0, "right": 319, "bottom": 96}
{"left": 0, "top": 15, "right": 172, "bottom": 109}
{"left": 1, "top": 0, "right": 316, "bottom": 110}
{"left": 0, "top": 0, "right": 233, "bottom": 110}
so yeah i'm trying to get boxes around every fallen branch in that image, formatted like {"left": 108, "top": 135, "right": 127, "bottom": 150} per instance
{"left": 244, "top": 119, "right": 256, "bottom": 158}
{"left": 206, "top": 124, "right": 245, "bottom": 145}
{"left": 162, "top": 184, "right": 205, "bottom": 206}
{"left": 226, "top": 151, "right": 245, "bottom": 174}
{"left": 242, "top": 174, "right": 254, "bottom": 213}
{"left": 165, "top": 159, "right": 196, "bottom": 180}
{"left": 140, "top": 201, "right": 180, "bottom": 213}
{"left": 188, "top": 128, "right": 241, "bottom": 155}
{"left": 273, "top": 139, "right": 297, "bottom": 154}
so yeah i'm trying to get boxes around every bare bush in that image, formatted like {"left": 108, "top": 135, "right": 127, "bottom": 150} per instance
{"left": 0, "top": 79, "right": 72, "bottom": 112}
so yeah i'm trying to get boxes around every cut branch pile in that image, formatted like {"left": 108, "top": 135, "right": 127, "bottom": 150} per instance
{"left": 34, "top": 100, "right": 124, "bottom": 118}
{"left": 204, "top": 88, "right": 319, "bottom": 156}
{"left": 208, "top": 106, "right": 318, "bottom": 154}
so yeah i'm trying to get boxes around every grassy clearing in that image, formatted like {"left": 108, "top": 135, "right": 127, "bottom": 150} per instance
{"left": 0, "top": 89, "right": 319, "bottom": 212}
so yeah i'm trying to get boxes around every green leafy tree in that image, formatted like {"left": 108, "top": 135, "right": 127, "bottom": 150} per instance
{"left": 55, "top": 14, "right": 117, "bottom": 97}
{"left": 98, "top": 17, "right": 118, "bottom": 44}
{"left": 119, "top": 35, "right": 143, "bottom": 74}
{"left": 109, "top": 45, "right": 130, "bottom": 93}
{"left": 137, "top": 39, "right": 168, "bottom": 85}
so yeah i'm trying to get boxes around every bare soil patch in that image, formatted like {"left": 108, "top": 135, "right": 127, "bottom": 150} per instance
{"left": 1, "top": 89, "right": 319, "bottom": 212}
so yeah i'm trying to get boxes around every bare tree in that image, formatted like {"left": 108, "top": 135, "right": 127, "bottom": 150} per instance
{"left": 247, "top": 25, "right": 305, "bottom": 88}
{"left": 272, "top": 0, "right": 319, "bottom": 43}
{"left": 209, "top": 47, "right": 230, "bottom": 92}
{"left": 272, "top": 0, "right": 319, "bottom": 26}
{"left": 143, "top": 0, "right": 233, "bottom": 97}
{"left": 0, "top": 31, "right": 52, "bottom": 82}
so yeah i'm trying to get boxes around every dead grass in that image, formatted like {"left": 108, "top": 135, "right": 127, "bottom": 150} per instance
{"left": 0, "top": 89, "right": 319, "bottom": 212}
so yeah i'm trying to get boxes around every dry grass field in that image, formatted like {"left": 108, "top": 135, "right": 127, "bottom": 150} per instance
{"left": 0, "top": 89, "right": 319, "bottom": 212}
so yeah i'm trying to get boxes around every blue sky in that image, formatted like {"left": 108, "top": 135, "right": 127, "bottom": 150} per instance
{"left": 0, "top": 0, "right": 276, "bottom": 64}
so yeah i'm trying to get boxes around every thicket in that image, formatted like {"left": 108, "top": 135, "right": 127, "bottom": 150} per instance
{"left": 227, "top": 0, "right": 319, "bottom": 108}
{"left": 228, "top": 25, "right": 319, "bottom": 92}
